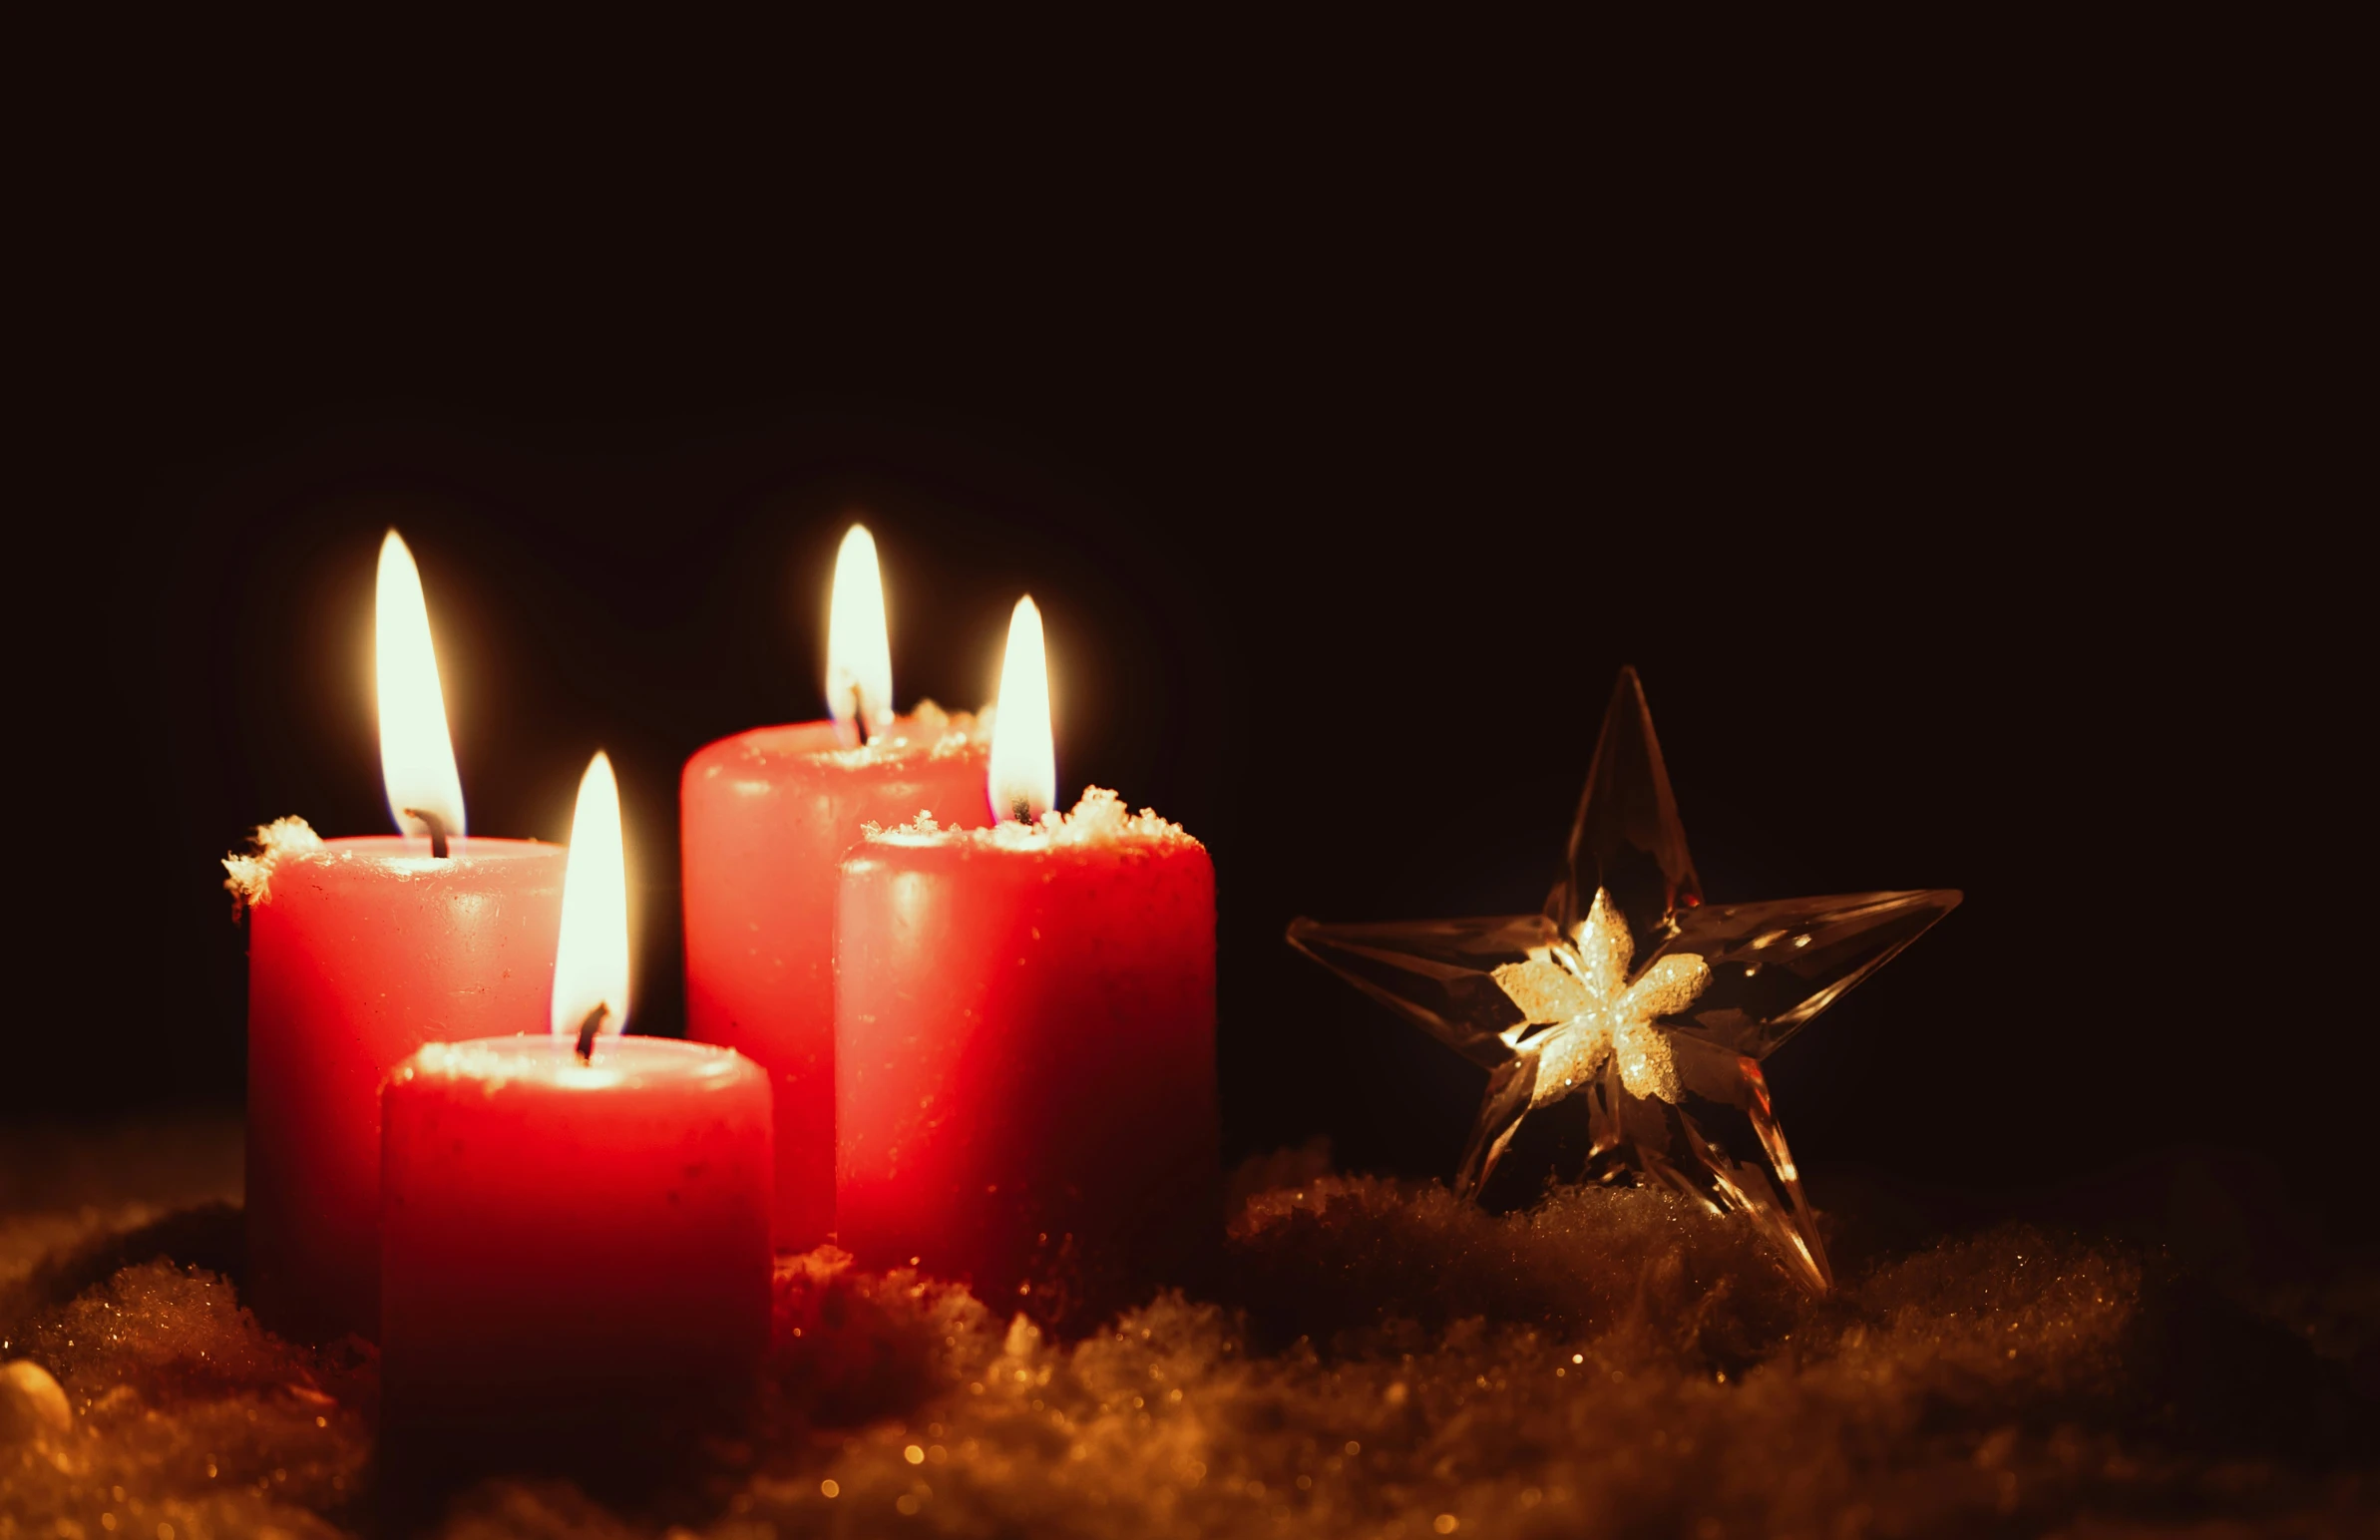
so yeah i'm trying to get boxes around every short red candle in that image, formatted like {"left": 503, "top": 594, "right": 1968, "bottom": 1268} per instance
{"left": 834, "top": 789, "right": 1218, "bottom": 1327}
{"left": 379, "top": 1035, "right": 772, "bottom": 1477}
{"left": 242, "top": 836, "right": 566, "bottom": 1343}
{"left": 682, "top": 713, "right": 989, "bottom": 1247}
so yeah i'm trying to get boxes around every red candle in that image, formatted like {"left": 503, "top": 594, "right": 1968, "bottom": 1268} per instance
{"left": 381, "top": 754, "right": 772, "bottom": 1482}
{"left": 682, "top": 526, "right": 989, "bottom": 1248}
{"left": 231, "top": 532, "right": 564, "bottom": 1344}
{"left": 835, "top": 598, "right": 1218, "bottom": 1328}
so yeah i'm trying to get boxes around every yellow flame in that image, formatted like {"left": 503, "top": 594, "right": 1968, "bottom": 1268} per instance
{"left": 987, "top": 595, "right": 1054, "bottom": 822}
{"left": 375, "top": 531, "right": 466, "bottom": 840}
{"left": 551, "top": 752, "right": 630, "bottom": 1038}
{"left": 826, "top": 524, "right": 894, "bottom": 739}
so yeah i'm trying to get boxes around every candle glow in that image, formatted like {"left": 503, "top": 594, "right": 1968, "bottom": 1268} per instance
{"left": 375, "top": 530, "right": 467, "bottom": 843}
{"left": 987, "top": 595, "right": 1055, "bottom": 823}
{"left": 826, "top": 525, "right": 895, "bottom": 743}
{"left": 552, "top": 751, "right": 630, "bottom": 1040}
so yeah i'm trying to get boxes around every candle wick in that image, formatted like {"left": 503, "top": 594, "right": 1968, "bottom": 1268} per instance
{"left": 1010, "top": 797, "right": 1033, "bottom": 824}
{"left": 574, "top": 1004, "right": 609, "bottom": 1063}
{"left": 838, "top": 685, "right": 875, "bottom": 750}
{"left": 402, "top": 808, "right": 451, "bottom": 859}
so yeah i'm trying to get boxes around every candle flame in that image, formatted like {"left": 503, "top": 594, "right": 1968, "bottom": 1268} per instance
{"left": 987, "top": 595, "right": 1055, "bottom": 823}
{"left": 826, "top": 524, "right": 894, "bottom": 741}
{"left": 551, "top": 751, "right": 630, "bottom": 1039}
{"left": 375, "top": 531, "right": 466, "bottom": 842}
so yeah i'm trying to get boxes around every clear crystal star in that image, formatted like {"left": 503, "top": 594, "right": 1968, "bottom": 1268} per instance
{"left": 1288, "top": 669, "right": 1960, "bottom": 1290}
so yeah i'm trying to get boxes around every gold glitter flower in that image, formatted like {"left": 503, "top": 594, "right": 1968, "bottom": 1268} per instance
{"left": 1493, "top": 890, "right": 1710, "bottom": 1109}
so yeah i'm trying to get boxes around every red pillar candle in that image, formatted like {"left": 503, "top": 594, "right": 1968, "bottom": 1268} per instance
{"left": 380, "top": 1037, "right": 771, "bottom": 1478}
{"left": 835, "top": 598, "right": 1218, "bottom": 1329}
{"left": 228, "top": 532, "right": 564, "bottom": 1344}
{"left": 382, "top": 754, "right": 772, "bottom": 1483}
{"left": 682, "top": 526, "right": 989, "bottom": 1249}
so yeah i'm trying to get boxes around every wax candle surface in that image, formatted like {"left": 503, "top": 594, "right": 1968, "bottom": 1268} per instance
{"left": 835, "top": 789, "right": 1217, "bottom": 1330}
{"left": 237, "top": 829, "right": 565, "bottom": 1343}
{"left": 682, "top": 710, "right": 990, "bottom": 1247}
{"left": 380, "top": 1035, "right": 772, "bottom": 1481}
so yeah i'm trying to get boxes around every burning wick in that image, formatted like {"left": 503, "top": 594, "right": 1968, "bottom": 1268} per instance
{"left": 844, "top": 685, "right": 874, "bottom": 749}
{"left": 1009, "top": 797, "right": 1032, "bottom": 824}
{"left": 403, "top": 808, "right": 451, "bottom": 860}
{"left": 574, "top": 1004, "right": 609, "bottom": 1063}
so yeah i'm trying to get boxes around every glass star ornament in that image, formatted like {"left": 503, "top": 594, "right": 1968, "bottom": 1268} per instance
{"left": 1288, "top": 668, "right": 1960, "bottom": 1291}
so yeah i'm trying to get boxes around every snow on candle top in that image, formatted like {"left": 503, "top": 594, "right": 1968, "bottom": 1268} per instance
{"left": 220, "top": 815, "right": 325, "bottom": 915}
{"left": 806, "top": 701, "right": 989, "bottom": 771}
{"left": 375, "top": 530, "right": 467, "bottom": 844}
{"left": 826, "top": 524, "right": 895, "bottom": 741}
{"left": 987, "top": 595, "right": 1055, "bottom": 824}
{"left": 551, "top": 752, "right": 630, "bottom": 1040}
{"left": 864, "top": 786, "right": 1201, "bottom": 853}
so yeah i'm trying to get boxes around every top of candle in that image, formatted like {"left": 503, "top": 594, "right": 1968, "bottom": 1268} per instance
{"left": 220, "top": 819, "right": 563, "bottom": 916}
{"left": 395, "top": 1033, "right": 758, "bottom": 1093}
{"left": 814, "top": 700, "right": 989, "bottom": 769}
{"left": 697, "top": 702, "right": 989, "bottom": 778}
{"left": 862, "top": 786, "right": 1200, "bottom": 853}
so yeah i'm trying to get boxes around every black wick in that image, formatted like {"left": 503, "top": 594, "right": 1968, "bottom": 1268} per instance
{"left": 574, "top": 1004, "right": 609, "bottom": 1063}
{"left": 403, "top": 808, "right": 451, "bottom": 859}
{"left": 836, "top": 684, "right": 875, "bottom": 750}
{"left": 1010, "top": 797, "right": 1033, "bottom": 823}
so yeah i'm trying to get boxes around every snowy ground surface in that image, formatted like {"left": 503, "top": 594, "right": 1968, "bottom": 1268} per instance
{"left": 4, "top": 1118, "right": 2375, "bottom": 1538}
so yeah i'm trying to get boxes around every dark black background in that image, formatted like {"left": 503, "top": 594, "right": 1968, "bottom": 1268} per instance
{"left": 13, "top": 49, "right": 2360, "bottom": 1252}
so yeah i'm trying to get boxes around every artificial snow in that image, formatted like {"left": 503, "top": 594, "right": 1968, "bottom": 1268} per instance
{"left": 3, "top": 1124, "right": 2374, "bottom": 1537}
{"left": 219, "top": 817, "right": 325, "bottom": 917}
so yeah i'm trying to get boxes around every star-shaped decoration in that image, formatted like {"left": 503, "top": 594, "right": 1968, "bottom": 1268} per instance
{"left": 1288, "top": 669, "right": 1960, "bottom": 1290}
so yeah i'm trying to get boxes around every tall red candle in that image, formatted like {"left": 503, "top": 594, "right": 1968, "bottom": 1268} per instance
{"left": 381, "top": 754, "right": 772, "bottom": 1485}
{"left": 682, "top": 526, "right": 989, "bottom": 1248}
{"left": 835, "top": 599, "right": 1218, "bottom": 1328}
{"left": 229, "top": 532, "right": 564, "bottom": 1344}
